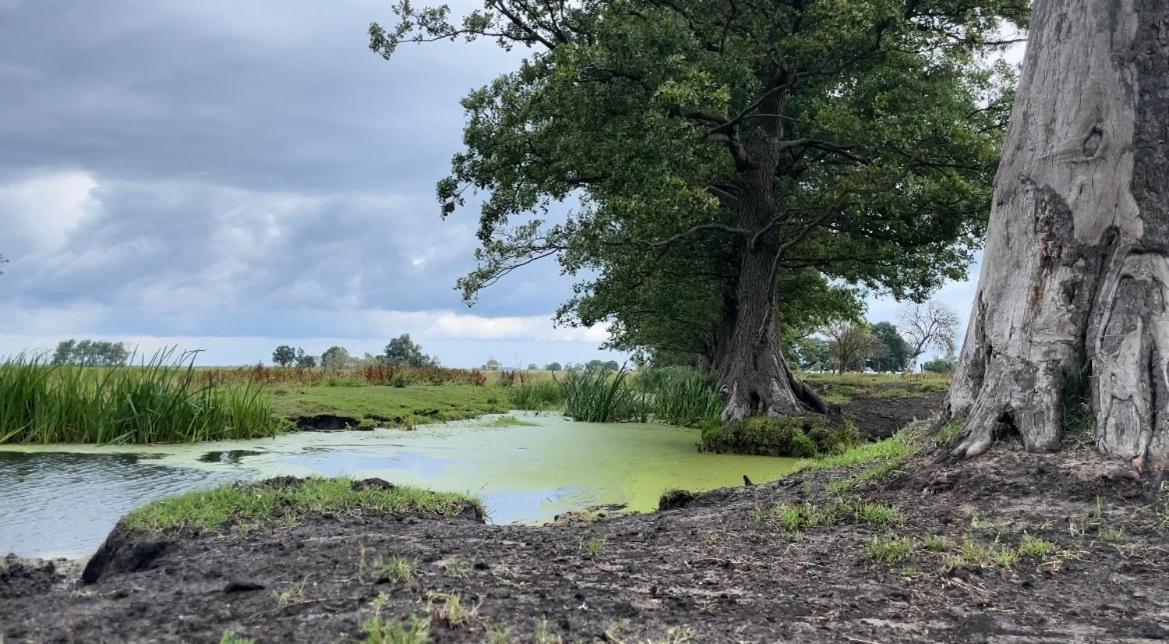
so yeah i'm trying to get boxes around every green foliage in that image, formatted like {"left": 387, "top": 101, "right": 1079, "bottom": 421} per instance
{"left": 122, "top": 476, "right": 483, "bottom": 534}
{"left": 219, "top": 631, "right": 255, "bottom": 644}
{"left": 560, "top": 369, "right": 647, "bottom": 423}
{"left": 321, "top": 345, "right": 351, "bottom": 370}
{"left": 702, "top": 414, "right": 859, "bottom": 457}
{"left": 922, "top": 355, "right": 956, "bottom": 374}
{"left": 544, "top": 362, "right": 563, "bottom": 372}
{"left": 272, "top": 345, "right": 297, "bottom": 367}
{"left": 372, "top": 0, "right": 1027, "bottom": 372}
{"left": 0, "top": 351, "right": 284, "bottom": 445}
{"left": 383, "top": 334, "right": 435, "bottom": 367}
{"left": 507, "top": 381, "right": 565, "bottom": 410}
{"left": 51, "top": 339, "right": 129, "bottom": 367}
{"left": 867, "top": 322, "right": 912, "bottom": 373}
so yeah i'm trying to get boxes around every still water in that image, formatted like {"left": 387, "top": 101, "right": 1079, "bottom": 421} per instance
{"left": 0, "top": 413, "right": 799, "bottom": 557}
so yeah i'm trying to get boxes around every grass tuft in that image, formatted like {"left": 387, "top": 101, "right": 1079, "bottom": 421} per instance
{"left": 123, "top": 477, "right": 483, "bottom": 535}
{"left": 866, "top": 535, "right": 915, "bottom": 564}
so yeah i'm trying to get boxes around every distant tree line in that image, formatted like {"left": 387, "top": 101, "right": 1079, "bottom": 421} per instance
{"left": 271, "top": 334, "right": 438, "bottom": 369}
{"left": 52, "top": 340, "right": 130, "bottom": 367}
{"left": 785, "top": 301, "right": 959, "bottom": 374}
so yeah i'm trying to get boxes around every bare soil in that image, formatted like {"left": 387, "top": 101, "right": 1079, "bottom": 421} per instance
{"left": 4, "top": 430, "right": 1169, "bottom": 643}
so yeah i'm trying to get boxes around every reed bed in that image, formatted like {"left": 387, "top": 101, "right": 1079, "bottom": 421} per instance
{"left": 194, "top": 364, "right": 489, "bottom": 388}
{"left": 507, "top": 381, "right": 565, "bottom": 410}
{"left": 634, "top": 366, "right": 724, "bottom": 427}
{"left": 0, "top": 351, "right": 285, "bottom": 445}
{"left": 561, "top": 369, "right": 648, "bottom": 423}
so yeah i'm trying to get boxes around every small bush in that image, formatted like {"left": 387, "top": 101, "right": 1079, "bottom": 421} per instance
{"left": 701, "top": 414, "right": 859, "bottom": 457}
{"left": 866, "top": 535, "right": 915, "bottom": 564}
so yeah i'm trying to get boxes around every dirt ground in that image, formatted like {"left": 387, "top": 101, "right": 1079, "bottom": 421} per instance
{"left": 4, "top": 424, "right": 1169, "bottom": 643}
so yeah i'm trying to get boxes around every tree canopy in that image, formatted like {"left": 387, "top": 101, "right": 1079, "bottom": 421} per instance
{"left": 373, "top": 0, "right": 1027, "bottom": 418}
{"left": 383, "top": 334, "right": 435, "bottom": 367}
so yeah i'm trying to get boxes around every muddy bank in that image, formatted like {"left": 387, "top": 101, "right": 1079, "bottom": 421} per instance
{"left": 842, "top": 391, "right": 944, "bottom": 439}
{"left": 4, "top": 439, "right": 1168, "bottom": 642}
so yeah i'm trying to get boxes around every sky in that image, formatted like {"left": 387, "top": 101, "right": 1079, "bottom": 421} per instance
{"left": 0, "top": 0, "right": 1022, "bottom": 368}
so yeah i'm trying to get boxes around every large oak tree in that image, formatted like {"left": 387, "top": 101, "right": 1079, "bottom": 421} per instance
{"left": 943, "top": 0, "right": 1169, "bottom": 465}
{"left": 373, "top": 0, "right": 1027, "bottom": 420}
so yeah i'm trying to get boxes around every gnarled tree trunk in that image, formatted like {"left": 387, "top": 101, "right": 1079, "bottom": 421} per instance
{"left": 943, "top": 0, "right": 1169, "bottom": 465}
{"left": 715, "top": 243, "right": 828, "bottom": 421}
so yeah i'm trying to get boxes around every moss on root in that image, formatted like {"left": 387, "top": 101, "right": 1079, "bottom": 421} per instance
{"left": 700, "top": 414, "right": 860, "bottom": 458}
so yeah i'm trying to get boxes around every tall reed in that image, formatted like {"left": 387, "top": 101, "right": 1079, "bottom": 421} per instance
{"left": 0, "top": 350, "right": 285, "bottom": 444}
{"left": 634, "top": 366, "right": 724, "bottom": 427}
{"left": 560, "top": 369, "right": 647, "bottom": 423}
{"left": 507, "top": 381, "right": 565, "bottom": 410}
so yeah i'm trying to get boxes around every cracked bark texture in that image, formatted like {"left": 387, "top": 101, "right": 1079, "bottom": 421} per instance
{"left": 944, "top": 0, "right": 1169, "bottom": 464}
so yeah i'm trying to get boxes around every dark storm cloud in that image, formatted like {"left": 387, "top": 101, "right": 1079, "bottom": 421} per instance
{"left": 0, "top": 0, "right": 580, "bottom": 329}
{"left": 0, "top": 0, "right": 511, "bottom": 192}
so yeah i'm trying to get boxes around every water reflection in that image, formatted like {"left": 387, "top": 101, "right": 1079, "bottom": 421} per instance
{"left": 0, "top": 452, "right": 240, "bottom": 557}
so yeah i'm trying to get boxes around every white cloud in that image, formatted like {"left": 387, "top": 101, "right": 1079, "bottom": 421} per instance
{"left": 0, "top": 170, "right": 98, "bottom": 256}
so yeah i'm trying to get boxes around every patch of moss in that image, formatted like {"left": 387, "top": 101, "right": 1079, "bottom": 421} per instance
{"left": 701, "top": 414, "right": 860, "bottom": 458}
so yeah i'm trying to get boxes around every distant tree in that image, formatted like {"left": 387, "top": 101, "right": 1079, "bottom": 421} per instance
{"left": 483, "top": 357, "right": 501, "bottom": 371}
{"left": 52, "top": 340, "right": 77, "bottom": 365}
{"left": 294, "top": 349, "right": 317, "bottom": 368}
{"left": 272, "top": 345, "right": 297, "bottom": 367}
{"left": 922, "top": 354, "right": 957, "bottom": 374}
{"left": 526, "top": 363, "right": 538, "bottom": 371}
{"left": 383, "top": 334, "right": 434, "bottom": 367}
{"left": 321, "top": 346, "right": 350, "bottom": 370}
{"left": 51, "top": 339, "right": 129, "bottom": 367}
{"left": 825, "top": 323, "right": 886, "bottom": 374}
{"left": 899, "top": 302, "right": 960, "bottom": 371}
{"left": 868, "top": 322, "right": 912, "bottom": 373}
{"left": 544, "top": 362, "right": 562, "bottom": 372}
{"left": 788, "top": 337, "right": 831, "bottom": 372}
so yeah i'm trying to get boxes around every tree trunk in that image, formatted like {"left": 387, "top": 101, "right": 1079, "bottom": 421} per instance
{"left": 715, "top": 244, "right": 828, "bottom": 421}
{"left": 943, "top": 0, "right": 1169, "bottom": 466}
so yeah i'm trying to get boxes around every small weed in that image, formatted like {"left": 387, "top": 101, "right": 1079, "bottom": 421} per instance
{"left": 1099, "top": 526, "right": 1127, "bottom": 543}
{"left": 426, "top": 592, "right": 477, "bottom": 628}
{"left": 1017, "top": 534, "right": 1057, "bottom": 559}
{"left": 276, "top": 575, "right": 309, "bottom": 605}
{"left": 364, "top": 616, "right": 431, "bottom": 644}
{"left": 533, "top": 617, "right": 562, "bottom": 644}
{"left": 866, "top": 535, "right": 915, "bottom": 564}
{"left": 487, "top": 626, "right": 514, "bottom": 644}
{"left": 443, "top": 557, "right": 470, "bottom": 579}
{"left": 360, "top": 548, "right": 417, "bottom": 585}
{"left": 578, "top": 536, "right": 606, "bottom": 557}
{"left": 853, "top": 503, "right": 905, "bottom": 529}
{"left": 219, "top": 632, "right": 255, "bottom": 644}
{"left": 923, "top": 535, "right": 949, "bottom": 552}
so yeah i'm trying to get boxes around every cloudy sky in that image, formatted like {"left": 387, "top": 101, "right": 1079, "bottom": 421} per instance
{"left": 0, "top": 0, "right": 1020, "bottom": 368}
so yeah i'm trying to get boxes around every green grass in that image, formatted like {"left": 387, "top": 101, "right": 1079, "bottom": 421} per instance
{"left": 1017, "top": 534, "right": 1057, "bottom": 559}
{"left": 507, "top": 381, "right": 565, "bottom": 410}
{"left": 766, "top": 499, "right": 903, "bottom": 534}
{"left": 122, "top": 476, "right": 483, "bottom": 534}
{"left": 923, "top": 535, "right": 949, "bottom": 552}
{"left": 866, "top": 535, "right": 915, "bottom": 564}
{"left": 219, "top": 632, "right": 255, "bottom": 644}
{"left": 268, "top": 384, "right": 509, "bottom": 428}
{"left": 0, "top": 351, "right": 285, "bottom": 445}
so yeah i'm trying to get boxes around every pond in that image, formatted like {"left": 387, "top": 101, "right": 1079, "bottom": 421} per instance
{"left": 0, "top": 412, "right": 799, "bottom": 557}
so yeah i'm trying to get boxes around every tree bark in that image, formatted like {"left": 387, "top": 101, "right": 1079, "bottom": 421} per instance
{"left": 943, "top": 0, "right": 1169, "bottom": 465}
{"left": 713, "top": 121, "right": 828, "bottom": 421}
